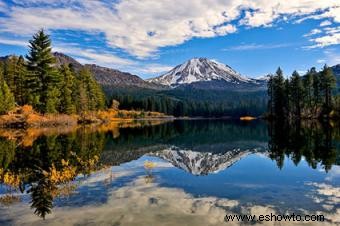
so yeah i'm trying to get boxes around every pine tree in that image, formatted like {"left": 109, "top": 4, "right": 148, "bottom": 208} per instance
{"left": 320, "top": 65, "right": 336, "bottom": 115}
{"left": 29, "top": 172, "right": 53, "bottom": 219}
{"left": 283, "top": 78, "right": 290, "bottom": 117}
{"left": 312, "top": 68, "right": 322, "bottom": 115}
{"left": 290, "top": 71, "right": 304, "bottom": 118}
{"left": 304, "top": 68, "right": 315, "bottom": 114}
{"left": 267, "top": 74, "right": 274, "bottom": 118}
{"left": 273, "top": 67, "right": 286, "bottom": 119}
{"left": 2, "top": 56, "right": 29, "bottom": 106}
{"left": 77, "top": 68, "right": 105, "bottom": 112}
{"left": 88, "top": 77, "right": 106, "bottom": 111}
{"left": 26, "top": 29, "right": 61, "bottom": 113}
{"left": 59, "top": 65, "right": 76, "bottom": 114}
{"left": 3, "top": 56, "right": 17, "bottom": 92}
{"left": 45, "top": 87, "right": 61, "bottom": 114}
{"left": 0, "top": 69, "right": 15, "bottom": 115}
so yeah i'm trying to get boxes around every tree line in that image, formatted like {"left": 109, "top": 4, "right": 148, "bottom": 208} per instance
{"left": 111, "top": 89, "right": 267, "bottom": 117}
{"left": 0, "top": 29, "right": 105, "bottom": 115}
{"left": 267, "top": 66, "right": 339, "bottom": 119}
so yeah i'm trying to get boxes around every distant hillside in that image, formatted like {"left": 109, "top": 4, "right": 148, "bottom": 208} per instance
{"left": 53, "top": 52, "right": 83, "bottom": 70}
{"left": 52, "top": 52, "right": 161, "bottom": 90}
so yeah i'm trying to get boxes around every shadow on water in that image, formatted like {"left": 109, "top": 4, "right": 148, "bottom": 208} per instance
{"left": 0, "top": 119, "right": 339, "bottom": 219}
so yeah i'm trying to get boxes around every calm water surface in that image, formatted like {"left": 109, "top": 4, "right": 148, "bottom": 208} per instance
{"left": 0, "top": 120, "right": 339, "bottom": 225}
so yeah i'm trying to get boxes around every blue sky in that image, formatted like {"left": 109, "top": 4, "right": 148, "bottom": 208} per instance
{"left": 0, "top": 0, "right": 339, "bottom": 79}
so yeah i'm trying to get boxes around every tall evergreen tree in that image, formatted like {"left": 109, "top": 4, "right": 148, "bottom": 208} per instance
{"left": 3, "top": 56, "right": 17, "bottom": 93}
{"left": 283, "top": 78, "right": 290, "bottom": 117}
{"left": 267, "top": 74, "right": 274, "bottom": 118}
{"left": 290, "top": 71, "right": 304, "bottom": 118}
{"left": 273, "top": 67, "right": 286, "bottom": 119}
{"left": 77, "top": 68, "right": 105, "bottom": 112}
{"left": 3, "top": 56, "right": 29, "bottom": 105}
{"left": 45, "top": 87, "right": 61, "bottom": 114}
{"left": 59, "top": 65, "right": 76, "bottom": 114}
{"left": 26, "top": 29, "right": 61, "bottom": 113}
{"left": 15, "top": 56, "right": 29, "bottom": 105}
{"left": 0, "top": 68, "right": 15, "bottom": 115}
{"left": 311, "top": 68, "right": 322, "bottom": 115}
{"left": 319, "top": 65, "right": 336, "bottom": 114}
{"left": 303, "top": 68, "right": 315, "bottom": 113}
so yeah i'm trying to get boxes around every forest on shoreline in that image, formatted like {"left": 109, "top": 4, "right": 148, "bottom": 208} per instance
{"left": 0, "top": 30, "right": 169, "bottom": 127}
{"left": 267, "top": 67, "right": 340, "bottom": 120}
{"left": 0, "top": 30, "right": 105, "bottom": 115}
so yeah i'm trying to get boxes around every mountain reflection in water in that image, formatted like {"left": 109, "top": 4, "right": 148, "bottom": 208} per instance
{"left": 0, "top": 120, "right": 339, "bottom": 225}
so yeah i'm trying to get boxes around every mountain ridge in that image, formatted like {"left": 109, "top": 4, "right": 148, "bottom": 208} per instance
{"left": 1, "top": 53, "right": 338, "bottom": 91}
{"left": 148, "top": 58, "right": 266, "bottom": 90}
{"left": 53, "top": 52, "right": 162, "bottom": 90}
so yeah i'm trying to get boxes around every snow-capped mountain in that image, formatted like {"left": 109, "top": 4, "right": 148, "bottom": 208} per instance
{"left": 150, "top": 146, "right": 267, "bottom": 175}
{"left": 255, "top": 74, "right": 271, "bottom": 82}
{"left": 148, "top": 58, "right": 263, "bottom": 88}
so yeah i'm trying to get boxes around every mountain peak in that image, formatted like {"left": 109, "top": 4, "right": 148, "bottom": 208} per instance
{"left": 189, "top": 57, "right": 208, "bottom": 61}
{"left": 148, "top": 57, "right": 253, "bottom": 87}
{"left": 151, "top": 146, "right": 267, "bottom": 175}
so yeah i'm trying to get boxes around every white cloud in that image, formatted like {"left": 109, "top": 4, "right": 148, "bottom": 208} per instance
{"left": 214, "top": 24, "right": 237, "bottom": 35}
{"left": 312, "top": 33, "right": 340, "bottom": 48}
{"left": 0, "top": 0, "right": 339, "bottom": 58}
{"left": 320, "top": 20, "right": 332, "bottom": 27}
{"left": 0, "top": 0, "right": 7, "bottom": 13}
{"left": 322, "top": 49, "right": 340, "bottom": 65}
{"left": 53, "top": 45, "right": 135, "bottom": 67}
{"left": 224, "top": 43, "right": 291, "bottom": 51}
{"left": 5, "top": 175, "right": 340, "bottom": 225}
{"left": 136, "top": 64, "right": 173, "bottom": 74}
{"left": 325, "top": 165, "right": 340, "bottom": 181}
{"left": 306, "top": 26, "right": 340, "bottom": 49}
{"left": 0, "top": 37, "right": 28, "bottom": 47}
{"left": 304, "top": 29, "right": 322, "bottom": 37}
{"left": 317, "top": 59, "right": 326, "bottom": 64}
{"left": 319, "top": 6, "right": 340, "bottom": 23}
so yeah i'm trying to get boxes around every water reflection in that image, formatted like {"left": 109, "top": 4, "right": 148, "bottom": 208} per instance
{"left": 0, "top": 130, "right": 104, "bottom": 219}
{"left": 268, "top": 120, "right": 339, "bottom": 171}
{"left": 1, "top": 157, "right": 339, "bottom": 225}
{"left": 0, "top": 119, "right": 339, "bottom": 224}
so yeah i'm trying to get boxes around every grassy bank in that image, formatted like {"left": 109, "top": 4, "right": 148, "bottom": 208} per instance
{"left": 0, "top": 105, "right": 173, "bottom": 128}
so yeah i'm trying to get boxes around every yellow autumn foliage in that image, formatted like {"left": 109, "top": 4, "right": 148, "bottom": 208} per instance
{"left": 144, "top": 161, "right": 156, "bottom": 170}
{"left": 50, "top": 184, "right": 78, "bottom": 198}
{"left": 0, "top": 169, "right": 21, "bottom": 189}
{"left": 0, "top": 194, "right": 20, "bottom": 205}
{"left": 49, "top": 160, "right": 77, "bottom": 184}
{"left": 76, "top": 155, "right": 100, "bottom": 175}
{"left": 240, "top": 116, "right": 257, "bottom": 121}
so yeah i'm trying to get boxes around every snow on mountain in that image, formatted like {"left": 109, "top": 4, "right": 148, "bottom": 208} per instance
{"left": 150, "top": 146, "right": 266, "bottom": 175}
{"left": 255, "top": 74, "right": 271, "bottom": 81}
{"left": 148, "top": 58, "right": 258, "bottom": 87}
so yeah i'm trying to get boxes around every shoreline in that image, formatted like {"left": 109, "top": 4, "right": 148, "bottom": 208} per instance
{"left": 0, "top": 105, "right": 263, "bottom": 129}
{"left": 0, "top": 114, "right": 261, "bottom": 129}
{"left": 0, "top": 106, "right": 175, "bottom": 129}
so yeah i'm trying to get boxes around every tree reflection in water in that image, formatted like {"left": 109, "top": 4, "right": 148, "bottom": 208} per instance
{"left": 268, "top": 120, "right": 339, "bottom": 171}
{"left": 0, "top": 120, "right": 339, "bottom": 219}
{"left": 0, "top": 130, "right": 105, "bottom": 219}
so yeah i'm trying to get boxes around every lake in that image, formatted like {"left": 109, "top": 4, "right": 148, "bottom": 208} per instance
{"left": 0, "top": 120, "right": 339, "bottom": 225}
